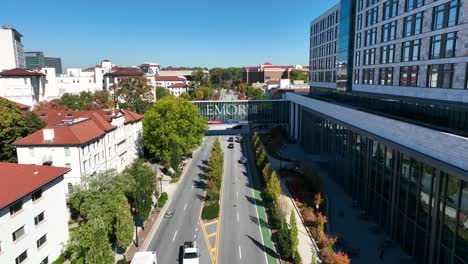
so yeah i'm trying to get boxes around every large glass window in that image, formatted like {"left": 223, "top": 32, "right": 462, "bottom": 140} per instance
{"left": 367, "top": 0, "right": 379, "bottom": 7}
{"left": 430, "top": 32, "right": 456, "bottom": 59}
{"left": 427, "top": 64, "right": 454, "bottom": 88}
{"left": 366, "top": 7, "right": 379, "bottom": 27}
{"left": 380, "top": 44, "right": 395, "bottom": 64}
{"left": 465, "top": 63, "right": 468, "bottom": 89}
{"left": 357, "top": 14, "right": 363, "bottom": 30}
{"left": 364, "top": 48, "right": 376, "bottom": 65}
{"left": 382, "top": 21, "right": 397, "bottom": 42}
{"left": 15, "top": 250, "right": 28, "bottom": 264}
{"left": 356, "top": 33, "right": 362, "bottom": 48}
{"left": 432, "top": 0, "right": 460, "bottom": 30}
{"left": 354, "top": 69, "right": 360, "bottom": 84}
{"left": 403, "top": 12, "right": 423, "bottom": 37}
{"left": 383, "top": 0, "right": 398, "bottom": 20}
{"left": 363, "top": 69, "right": 375, "bottom": 84}
{"left": 355, "top": 51, "right": 361, "bottom": 66}
{"left": 401, "top": 39, "right": 421, "bottom": 62}
{"left": 405, "top": 0, "right": 424, "bottom": 12}
{"left": 365, "top": 28, "right": 377, "bottom": 46}
{"left": 400, "top": 66, "right": 419, "bottom": 87}
{"left": 455, "top": 181, "right": 468, "bottom": 262}
{"left": 358, "top": 0, "right": 364, "bottom": 11}
{"left": 12, "top": 226, "right": 25, "bottom": 242}
{"left": 379, "top": 67, "right": 394, "bottom": 85}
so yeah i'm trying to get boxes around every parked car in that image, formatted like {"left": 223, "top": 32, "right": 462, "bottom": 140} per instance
{"left": 238, "top": 156, "right": 247, "bottom": 164}
{"left": 232, "top": 124, "right": 242, "bottom": 129}
{"left": 228, "top": 143, "right": 234, "bottom": 149}
{"left": 228, "top": 137, "right": 234, "bottom": 142}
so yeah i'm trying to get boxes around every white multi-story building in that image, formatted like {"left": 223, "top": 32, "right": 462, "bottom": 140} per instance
{"left": 14, "top": 109, "right": 143, "bottom": 194}
{"left": 0, "top": 26, "right": 25, "bottom": 70}
{"left": 155, "top": 75, "right": 187, "bottom": 89}
{"left": 167, "top": 83, "right": 188, "bottom": 97}
{"left": 0, "top": 68, "right": 46, "bottom": 107}
{"left": 0, "top": 162, "right": 70, "bottom": 264}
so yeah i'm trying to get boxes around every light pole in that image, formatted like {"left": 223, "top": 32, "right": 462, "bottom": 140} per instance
{"left": 134, "top": 209, "right": 139, "bottom": 248}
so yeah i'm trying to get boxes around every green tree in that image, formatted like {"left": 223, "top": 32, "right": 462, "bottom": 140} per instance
{"left": 114, "top": 191, "right": 134, "bottom": 248}
{"left": 238, "top": 83, "right": 247, "bottom": 93}
{"left": 289, "top": 69, "right": 308, "bottom": 82}
{"left": 256, "top": 149, "right": 266, "bottom": 168}
{"left": 0, "top": 98, "right": 44, "bottom": 162}
{"left": 290, "top": 210, "right": 299, "bottom": 261}
{"left": 156, "top": 87, "right": 170, "bottom": 101}
{"left": 143, "top": 96, "right": 207, "bottom": 162}
{"left": 262, "top": 162, "right": 271, "bottom": 181}
{"left": 191, "top": 69, "right": 211, "bottom": 87}
{"left": 59, "top": 93, "right": 81, "bottom": 110}
{"left": 123, "top": 160, "right": 156, "bottom": 221}
{"left": 278, "top": 221, "right": 292, "bottom": 259}
{"left": 246, "top": 86, "right": 266, "bottom": 100}
{"left": 180, "top": 92, "right": 190, "bottom": 100}
{"left": 266, "top": 171, "right": 281, "bottom": 202}
{"left": 110, "top": 76, "right": 153, "bottom": 114}
{"left": 92, "top": 90, "right": 113, "bottom": 109}
{"left": 84, "top": 219, "right": 115, "bottom": 264}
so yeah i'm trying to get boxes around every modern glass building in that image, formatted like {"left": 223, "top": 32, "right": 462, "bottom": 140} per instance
{"left": 193, "top": 100, "right": 289, "bottom": 124}
{"left": 287, "top": 91, "right": 468, "bottom": 264}
{"left": 25, "top": 51, "right": 45, "bottom": 70}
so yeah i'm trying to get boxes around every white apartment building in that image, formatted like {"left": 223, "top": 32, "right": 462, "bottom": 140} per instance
{"left": 14, "top": 109, "right": 143, "bottom": 194}
{"left": 167, "top": 83, "right": 188, "bottom": 97}
{"left": 0, "top": 68, "right": 46, "bottom": 107}
{"left": 0, "top": 162, "right": 70, "bottom": 264}
{"left": 155, "top": 75, "right": 187, "bottom": 89}
{"left": 0, "top": 26, "right": 25, "bottom": 70}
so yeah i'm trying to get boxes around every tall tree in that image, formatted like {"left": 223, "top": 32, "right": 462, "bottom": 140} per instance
{"left": 114, "top": 191, "right": 134, "bottom": 248}
{"left": 34, "top": 100, "right": 70, "bottom": 111}
{"left": 265, "top": 171, "right": 281, "bottom": 202}
{"left": 289, "top": 69, "right": 308, "bottom": 82}
{"left": 156, "top": 87, "right": 170, "bottom": 101}
{"left": 246, "top": 86, "right": 266, "bottom": 100}
{"left": 84, "top": 219, "right": 115, "bottom": 264}
{"left": 143, "top": 96, "right": 207, "bottom": 162}
{"left": 289, "top": 210, "right": 299, "bottom": 261}
{"left": 110, "top": 76, "right": 153, "bottom": 114}
{"left": 92, "top": 90, "right": 113, "bottom": 109}
{"left": 0, "top": 98, "right": 44, "bottom": 162}
{"left": 123, "top": 159, "right": 156, "bottom": 221}
{"left": 191, "top": 69, "right": 211, "bottom": 88}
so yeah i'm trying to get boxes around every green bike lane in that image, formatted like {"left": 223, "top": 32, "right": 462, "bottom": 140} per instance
{"left": 242, "top": 140, "right": 278, "bottom": 264}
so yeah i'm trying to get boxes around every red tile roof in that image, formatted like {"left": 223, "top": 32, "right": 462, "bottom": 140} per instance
{"left": 169, "top": 83, "right": 187, "bottom": 88}
{"left": 155, "top": 76, "right": 186, "bottom": 81}
{"left": 0, "top": 68, "right": 46, "bottom": 77}
{"left": 14, "top": 118, "right": 106, "bottom": 146}
{"left": 105, "top": 67, "right": 144, "bottom": 77}
{"left": 15, "top": 109, "right": 144, "bottom": 146}
{"left": 0, "top": 162, "right": 70, "bottom": 209}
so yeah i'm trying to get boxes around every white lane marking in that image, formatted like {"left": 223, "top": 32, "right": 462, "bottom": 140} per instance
{"left": 237, "top": 212, "right": 240, "bottom": 222}
{"left": 184, "top": 203, "right": 187, "bottom": 211}
{"left": 172, "top": 230, "right": 178, "bottom": 241}
{"left": 236, "top": 191, "right": 238, "bottom": 200}
{"left": 239, "top": 245, "right": 242, "bottom": 259}
{"left": 194, "top": 234, "right": 196, "bottom": 239}
{"left": 192, "top": 184, "right": 194, "bottom": 189}
{"left": 195, "top": 227, "right": 198, "bottom": 232}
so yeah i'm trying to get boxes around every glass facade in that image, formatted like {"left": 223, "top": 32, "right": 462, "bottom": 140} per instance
{"left": 193, "top": 100, "right": 289, "bottom": 124}
{"left": 299, "top": 107, "right": 468, "bottom": 264}
{"left": 336, "top": 0, "right": 356, "bottom": 92}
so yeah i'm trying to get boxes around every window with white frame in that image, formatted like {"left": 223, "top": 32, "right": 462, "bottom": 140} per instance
{"left": 12, "top": 225, "right": 26, "bottom": 242}
{"left": 15, "top": 250, "right": 28, "bottom": 264}
{"left": 34, "top": 212, "right": 45, "bottom": 225}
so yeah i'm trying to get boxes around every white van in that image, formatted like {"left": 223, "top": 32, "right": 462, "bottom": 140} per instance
{"left": 131, "top": 251, "right": 157, "bottom": 264}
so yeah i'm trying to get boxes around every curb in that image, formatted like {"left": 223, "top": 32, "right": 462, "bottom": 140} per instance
{"left": 140, "top": 141, "right": 204, "bottom": 251}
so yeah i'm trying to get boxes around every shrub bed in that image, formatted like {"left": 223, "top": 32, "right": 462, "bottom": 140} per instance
{"left": 201, "top": 138, "right": 224, "bottom": 220}
{"left": 157, "top": 192, "right": 168, "bottom": 208}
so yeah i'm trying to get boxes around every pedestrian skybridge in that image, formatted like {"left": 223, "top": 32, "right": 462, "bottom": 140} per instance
{"left": 192, "top": 100, "right": 290, "bottom": 124}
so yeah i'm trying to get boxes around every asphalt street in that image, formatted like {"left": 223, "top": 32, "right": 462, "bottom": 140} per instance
{"left": 218, "top": 135, "right": 268, "bottom": 264}
{"left": 146, "top": 137, "right": 215, "bottom": 264}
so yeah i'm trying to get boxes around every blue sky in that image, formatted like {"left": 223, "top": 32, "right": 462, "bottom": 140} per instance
{"left": 1, "top": 0, "right": 336, "bottom": 69}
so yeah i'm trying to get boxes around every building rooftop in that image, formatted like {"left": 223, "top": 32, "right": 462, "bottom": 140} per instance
{"left": 0, "top": 68, "right": 45, "bottom": 77}
{"left": 15, "top": 109, "right": 143, "bottom": 146}
{"left": 0, "top": 162, "right": 70, "bottom": 209}
{"left": 104, "top": 67, "right": 144, "bottom": 77}
{"left": 155, "top": 76, "right": 186, "bottom": 81}
{"left": 169, "top": 83, "right": 188, "bottom": 88}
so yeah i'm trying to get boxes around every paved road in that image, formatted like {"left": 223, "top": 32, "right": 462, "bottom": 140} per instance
{"left": 218, "top": 135, "right": 268, "bottom": 264}
{"left": 146, "top": 137, "right": 215, "bottom": 264}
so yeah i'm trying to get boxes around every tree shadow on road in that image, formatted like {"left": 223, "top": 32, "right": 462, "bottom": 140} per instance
{"left": 246, "top": 234, "right": 278, "bottom": 259}
{"left": 193, "top": 179, "right": 207, "bottom": 190}
{"left": 197, "top": 164, "right": 207, "bottom": 173}
{"left": 245, "top": 195, "right": 263, "bottom": 206}
{"left": 249, "top": 215, "right": 269, "bottom": 228}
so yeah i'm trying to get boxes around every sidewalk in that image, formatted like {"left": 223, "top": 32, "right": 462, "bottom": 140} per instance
{"left": 260, "top": 143, "right": 317, "bottom": 264}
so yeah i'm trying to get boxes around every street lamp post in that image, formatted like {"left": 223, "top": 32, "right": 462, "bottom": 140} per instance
{"left": 134, "top": 210, "right": 139, "bottom": 248}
